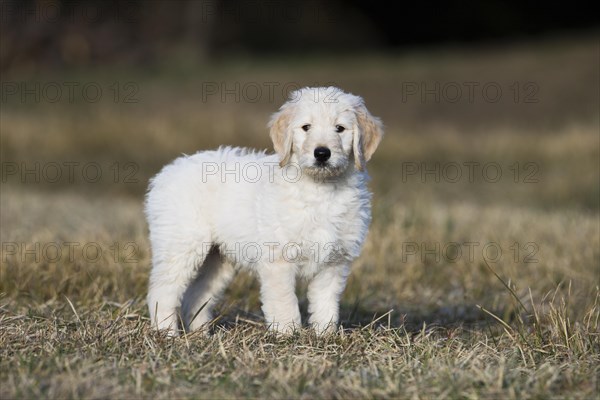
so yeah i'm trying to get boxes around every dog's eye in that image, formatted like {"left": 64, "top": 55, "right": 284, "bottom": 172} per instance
{"left": 335, "top": 125, "right": 345, "bottom": 133}
{"left": 302, "top": 124, "right": 311, "bottom": 132}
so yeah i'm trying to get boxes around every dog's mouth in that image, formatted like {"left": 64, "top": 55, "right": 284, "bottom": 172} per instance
{"left": 304, "top": 162, "right": 346, "bottom": 180}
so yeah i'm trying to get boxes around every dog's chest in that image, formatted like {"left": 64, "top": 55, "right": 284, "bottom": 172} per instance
{"left": 282, "top": 185, "right": 363, "bottom": 266}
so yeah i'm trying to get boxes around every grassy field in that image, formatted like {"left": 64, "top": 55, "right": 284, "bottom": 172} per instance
{"left": 1, "top": 35, "right": 599, "bottom": 398}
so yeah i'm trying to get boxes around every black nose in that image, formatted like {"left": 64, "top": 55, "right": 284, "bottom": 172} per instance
{"left": 314, "top": 147, "right": 331, "bottom": 162}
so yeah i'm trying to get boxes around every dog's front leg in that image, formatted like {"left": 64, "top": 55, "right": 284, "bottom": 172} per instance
{"left": 307, "top": 264, "right": 350, "bottom": 334}
{"left": 258, "top": 262, "right": 301, "bottom": 334}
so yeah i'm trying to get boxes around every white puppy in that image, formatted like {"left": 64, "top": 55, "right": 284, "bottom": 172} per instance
{"left": 146, "top": 86, "right": 383, "bottom": 335}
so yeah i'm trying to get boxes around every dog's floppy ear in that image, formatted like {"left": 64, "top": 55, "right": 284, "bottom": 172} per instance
{"left": 353, "top": 99, "right": 384, "bottom": 171}
{"left": 269, "top": 102, "right": 295, "bottom": 167}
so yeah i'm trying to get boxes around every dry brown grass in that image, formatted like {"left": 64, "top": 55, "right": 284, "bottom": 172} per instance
{"left": 1, "top": 35, "right": 599, "bottom": 398}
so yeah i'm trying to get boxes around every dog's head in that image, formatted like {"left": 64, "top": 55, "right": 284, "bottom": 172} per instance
{"left": 269, "top": 87, "right": 383, "bottom": 179}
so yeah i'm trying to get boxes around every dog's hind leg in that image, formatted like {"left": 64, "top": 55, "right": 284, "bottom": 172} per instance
{"left": 181, "top": 248, "right": 235, "bottom": 333}
{"left": 147, "top": 236, "right": 212, "bottom": 336}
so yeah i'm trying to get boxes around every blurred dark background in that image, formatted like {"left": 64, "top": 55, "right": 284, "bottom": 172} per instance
{"left": 1, "top": 0, "right": 598, "bottom": 72}
{"left": 0, "top": 0, "right": 598, "bottom": 212}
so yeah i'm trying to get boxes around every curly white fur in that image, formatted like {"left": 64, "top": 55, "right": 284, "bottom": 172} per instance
{"left": 146, "top": 87, "right": 383, "bottom": 335}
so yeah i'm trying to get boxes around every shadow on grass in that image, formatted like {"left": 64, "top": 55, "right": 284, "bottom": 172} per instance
{"left": 339, "top": 301, "right": 501, "bottom": 334}
{"left": 207, "top": 300, "right": 505, "bottom": 336}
